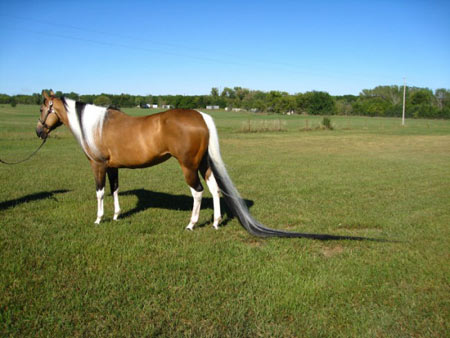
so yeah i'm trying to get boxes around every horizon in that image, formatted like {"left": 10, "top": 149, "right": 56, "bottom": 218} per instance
{"left": 2, "top": 83, "right": 444, "bottom": 98}
{"left": 1, "top": 1, "right": 449, "bottom": 96}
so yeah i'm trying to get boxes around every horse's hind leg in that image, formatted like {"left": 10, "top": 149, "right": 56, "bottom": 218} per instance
{"left": 200, "top": 163, "right": 222, "bottom": 229}
{"left": 107, "top": 168, "right": 121, "bottom": 221}
{"left": 206, "top": 173, "right": 221, "bottom": 229}
{"left": 181, "top": 166, "right": 204, "bottom": 231}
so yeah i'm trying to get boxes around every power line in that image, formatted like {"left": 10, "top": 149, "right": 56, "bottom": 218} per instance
{"left": 0, "top": 14, "right": 358, "bottom": 80}
{"left": 1, "top": 14, "right": 306, "bottom": 72}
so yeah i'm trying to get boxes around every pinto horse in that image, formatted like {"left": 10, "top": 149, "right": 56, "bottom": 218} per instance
{"left": 36, "top": 90, "right": 375, "bottom": 240}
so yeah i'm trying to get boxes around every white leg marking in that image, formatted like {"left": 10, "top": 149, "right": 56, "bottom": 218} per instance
{"left": 94, "top": 188, "right": 105, "bottom": 224}
{"left": 113, "top": 188, "right": 121, "bottom": 221}
{"left": 186, "top": 188, "right": 203, "bottom": 231}
{"left": 206, "top": 174, "right": 222, "bottom": 229}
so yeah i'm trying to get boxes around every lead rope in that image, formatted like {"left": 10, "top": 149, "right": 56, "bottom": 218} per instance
{"left": 0, "top": 138, "right": 47, "bottom": 165}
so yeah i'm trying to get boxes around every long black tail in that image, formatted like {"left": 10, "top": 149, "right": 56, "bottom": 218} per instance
{"left": 200, "top": 111, "right": 383, "bottom": 241}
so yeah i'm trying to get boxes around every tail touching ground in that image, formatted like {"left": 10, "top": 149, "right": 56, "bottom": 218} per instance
{"left": 200, "top": 112, "right": 382, "bottom": 241}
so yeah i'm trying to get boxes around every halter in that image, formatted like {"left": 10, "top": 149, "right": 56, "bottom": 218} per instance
{"left": 38, "top": 100, "right": 54, "bottom": 129}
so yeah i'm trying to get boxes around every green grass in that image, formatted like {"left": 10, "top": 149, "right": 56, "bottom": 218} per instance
{"left": 1, "top": 104, "right": 449, "bottom": 337}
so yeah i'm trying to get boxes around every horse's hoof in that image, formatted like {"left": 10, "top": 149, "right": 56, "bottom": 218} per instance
{"left": 212, "top": 217, "right": 222, "bottom": 230}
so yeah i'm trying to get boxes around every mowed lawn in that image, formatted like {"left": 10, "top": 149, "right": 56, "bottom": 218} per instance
{"left": 1, "top": 105, "right": 449, "bottom": 337}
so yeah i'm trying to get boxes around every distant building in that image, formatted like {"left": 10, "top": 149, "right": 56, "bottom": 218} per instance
{"left": 206, "top": 105, "right": 220, "bottom": 110}
{"left": 140, "top": 103, "right": 159, "bottom": 109}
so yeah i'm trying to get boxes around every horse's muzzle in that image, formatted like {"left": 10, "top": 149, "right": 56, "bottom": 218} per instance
{"left": 36, "top": 125, "right": 48, "bottom": 139}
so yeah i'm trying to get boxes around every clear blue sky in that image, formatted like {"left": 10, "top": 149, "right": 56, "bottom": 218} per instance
{"left": 0, "top": 0, "right": 449, "bottom": 96}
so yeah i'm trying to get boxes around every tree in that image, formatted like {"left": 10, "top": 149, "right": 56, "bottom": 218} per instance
{"left": 117, "top": 94, "right": 134, "bottom": 107}
{"left": 266, "top": 91, "right": 284, "bottom": 112}
{"left": 335, "top": 99, "right": 353, "bottom": 115}
{"left": 0, "top": 94, "right": 10, "bottom": 104}
{"left": 134, "top": 96, "right": 144, "bottom": 107}
{"left": 210, "top": 87, "right": 219, "bottom": 97}
{"left": 64, "top": 92, "right": 80, "bottom": 100}
{"left": 253, "top": 99, "right": 267, "bottom": 112}
{"left": 195, "top": 95, "right": 206, "bottom": 108}
{"left": 0, "top": 84, "right": 448, "bottom": 119}
{"left": 221, "top": 87, "right": 235, "bottom": 99}
{"left": 302, "top": 91, "right": 336, "bottom": 115}
{"left": 410, "top": 89, "right": 433, "bottom": 105}
{"left": 434, "top": 88, "right": 450, "bottom": 109}
{"left": 360, "top": 86, "right": 402, "bottom": 105}
{"left": 365, "top": 98, "right": 389, "bottom": 117}
{"left": 93, "top": 95, "right": 112, "bottom": 106}
{"left": 234, "top": 87, "right": 250, "bottom": 102}
{"left": 144, "top": 95, "right": 153, "bottom": 105}
{"left": 32, "top": 93, "right": 41, "bottom": 104}
{"left": 80, "top": 95, "right": 95, "bottom": 104}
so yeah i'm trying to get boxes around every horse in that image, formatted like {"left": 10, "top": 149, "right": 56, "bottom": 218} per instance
{"left": 36, "top": 90, "right": 377, "bottom": 240}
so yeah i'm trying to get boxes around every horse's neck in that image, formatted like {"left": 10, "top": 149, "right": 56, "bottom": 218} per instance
{"left": 61, "top": 99, "right": 109, "bottom": 160}
{"left": 63, "top": 99, "right": 106, "bottom": 130}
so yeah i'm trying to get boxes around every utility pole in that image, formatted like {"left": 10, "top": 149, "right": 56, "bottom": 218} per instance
{"left": 402, "top": 77, "right": 406, "bottom": 126}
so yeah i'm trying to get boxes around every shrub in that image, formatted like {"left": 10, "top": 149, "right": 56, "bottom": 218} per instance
{"left": 322, "top": 117, "right": 333, "bottom": 130}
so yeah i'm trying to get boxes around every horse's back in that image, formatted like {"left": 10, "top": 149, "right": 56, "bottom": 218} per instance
{"left": 158, "top": 108, "right": 207, "bottom": 133}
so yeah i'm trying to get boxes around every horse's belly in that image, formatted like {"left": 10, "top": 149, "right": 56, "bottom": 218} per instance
{"left": 107, "top": 147, "right": 171, "bottom": 168}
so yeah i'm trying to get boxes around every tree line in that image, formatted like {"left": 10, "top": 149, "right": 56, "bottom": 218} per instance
{"left": 1, "top": 85, "right": 449, "bottom": 119}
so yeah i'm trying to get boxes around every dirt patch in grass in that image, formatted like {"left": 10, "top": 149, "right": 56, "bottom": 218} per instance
{"left": 321, "top": 245, "right": 344, "bottom": 258}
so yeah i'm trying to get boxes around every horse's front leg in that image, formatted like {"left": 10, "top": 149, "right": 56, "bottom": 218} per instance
{"left": 90, "top": 161, "right": 107, "bottom": 224}
{"left": 107, "top": 167, "right": 120, "bottom": 221}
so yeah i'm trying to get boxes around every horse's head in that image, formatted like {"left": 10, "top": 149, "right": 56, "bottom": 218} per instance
{"left": 36, "top": 90, "right": 63, "bottom": 139}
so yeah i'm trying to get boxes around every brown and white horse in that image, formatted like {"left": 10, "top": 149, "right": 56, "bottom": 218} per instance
{"left": 36, "top": 90, "right": 375, "bottom": 240}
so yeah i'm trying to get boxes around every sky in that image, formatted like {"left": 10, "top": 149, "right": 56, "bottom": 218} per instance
{"left": 0, "top": 0, "right": 449, "bottom": 96}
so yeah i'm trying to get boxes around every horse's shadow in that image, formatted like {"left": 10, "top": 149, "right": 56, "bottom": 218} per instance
{"left": 120, "top": 189, "right": 254, "bottom": 227}
{"left": 0, "top": 189, "right": 70, "bottom": 211}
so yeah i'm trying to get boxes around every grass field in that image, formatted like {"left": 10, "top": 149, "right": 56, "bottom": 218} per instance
{"left": 1, "top": 104, "right": 449, "bottom": 337}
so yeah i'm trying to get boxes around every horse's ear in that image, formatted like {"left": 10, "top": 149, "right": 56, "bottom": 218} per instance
{"left": 42, "top": 90, "right": 49, "bottom": 100}
{"left": 49, "top": 90, "right": 55, "bottom": 96}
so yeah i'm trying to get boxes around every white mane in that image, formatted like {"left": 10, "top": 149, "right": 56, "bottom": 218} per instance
{"left": 63, "top": 98, "right": 108, "bottom": 160}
